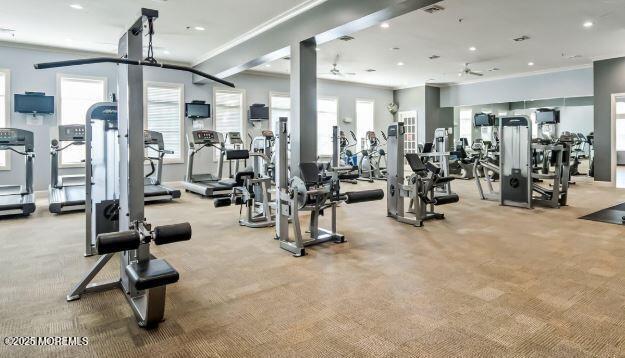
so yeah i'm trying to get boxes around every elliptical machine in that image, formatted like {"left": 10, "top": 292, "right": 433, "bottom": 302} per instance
{"left": 358, "top": 131, "right": 387, "bottom": 181}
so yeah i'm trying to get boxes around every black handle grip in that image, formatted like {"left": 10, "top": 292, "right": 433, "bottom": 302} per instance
{"left": 344, "top": 189, "right": 384, "bottom": 204}
{"left": 214, "top": 197, "right": 232, "bottom": 208}
{"left": 96, "top": 230, "right": 140, "bottom": 254}
{"left": 153, "top": 223, "right": 192, "bottom": 245}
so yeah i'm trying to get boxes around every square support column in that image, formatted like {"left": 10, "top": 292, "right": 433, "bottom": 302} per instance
{"left": 289, "top": 38, "right": 317, "bottom": 178}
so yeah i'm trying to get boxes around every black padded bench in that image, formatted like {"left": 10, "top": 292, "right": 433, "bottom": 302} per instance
{"left": 125, "top": 259, "right": 179, "bottom": 291}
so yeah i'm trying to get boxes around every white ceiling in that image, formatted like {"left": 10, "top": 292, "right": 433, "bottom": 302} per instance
{"left": 0, "top": 0, "right": 319, "bottom": 63}
{"left": 252, "top": 0, "right": 625, "bottom": 88}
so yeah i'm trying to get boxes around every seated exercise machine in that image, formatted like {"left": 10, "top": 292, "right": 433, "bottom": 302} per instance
{"left": 34, "top": 8, "right": 231, "bottom": 327}
{"left": 0, "top": 128, "right": 36, "bottom": 217}
{"left": 387, "top": 123, "right": 459, "bottom": 227}
{"left": 184, "top": 129, "right": 238, "bottom": 197}
{"left": 275, "top": 119, "right": 384, "bottom": 256}
{"left": 213, "top": 142, "right": 276, "bottom": 228}
{"left": 143, "top": 130, "right": 181, "bottom": 202}
{"left": 49, "top": 124, "right": 86, "bottom": 213}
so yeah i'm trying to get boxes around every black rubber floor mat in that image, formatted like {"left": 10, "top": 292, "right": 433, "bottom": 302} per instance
{"left": 579, "top": 203, "right": 625, "bottom": 225}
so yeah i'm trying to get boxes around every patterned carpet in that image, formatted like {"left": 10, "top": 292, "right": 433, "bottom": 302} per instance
{"left": 1, "top": 175, "right": 625, "bottom": 357}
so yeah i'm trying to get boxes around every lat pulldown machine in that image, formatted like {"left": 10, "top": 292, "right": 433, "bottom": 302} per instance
{"left": 35, "top": 8, "right": 233, "bottom": 328}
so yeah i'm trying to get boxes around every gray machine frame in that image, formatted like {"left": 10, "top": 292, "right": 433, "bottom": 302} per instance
{"left": 34, "top": 8, "right": 230, "bottom": 328}
{"left": 49, "top": 124, "right": 87, "bottom": 213}
{"left": 499, "top": 116, "right": 532, "bottom": 208}
{"left": 0, "top": 128, "right": 36, "bottom": 217}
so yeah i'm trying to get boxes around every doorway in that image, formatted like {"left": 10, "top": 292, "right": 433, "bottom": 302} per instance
{"left": 613, "top": 94, "right": 625, "bottom": 187}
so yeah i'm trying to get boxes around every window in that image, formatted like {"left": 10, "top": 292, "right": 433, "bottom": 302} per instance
{"left": 530, "top": 112, "right": 538, "bottom": 138}
{"left": 616, "top": 100, "right": 625, "bottom": 151}
{"left": 459, "top": 109, "right": 472, "bottom": 143}
{"left": 270, "top": 92, "right": 290, "bottom": 133}
{"left": 356, "top": 99, "right": 374, "bottom": 147}
{"left": 214, "top": 89, "right": 244, "bottom": 147}
{"left": 399, "top": 110, "right": 417, "bottom": 153}
{"left": 145, "top": 82, "right": 184, "bottom": 162}
{"left": 0, "top": 69, "right": 9, "bottom": 170}
{"left": 59, "top": 74, "right": 107, "bottom": 166}
{"left": 318, "top": 97, "right": 338, "bottom": 156}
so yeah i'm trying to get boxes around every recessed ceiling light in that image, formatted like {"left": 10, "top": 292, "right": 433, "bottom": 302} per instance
{"left": 265, "top": 64, "right": 271, "bottom": 68}
{"left": 315, "top": 47, "right": 320, "bottom": 51}
{"left": 458, "top": 73, "right": 463, "bottom": 77}
{"left": 469, "top": 46, "right": 477, "bottom": 51}
{"left": 380, "top": 23, "right": 390, "bottom": 29}
{"left": 528, "top": 62, "right": 535, "bottom": 66}
{"left": 194, "top": 26, "right": 205, "bottom": 31}
{"left": 163, "top": 50, "right": 170, "bottom": 55}
{"left": 65, "top": 38, "right": 72, "bottom": 42}
{"left": 397, "top": 62, "right": 404, "bottom": 66}
{"left": 583, "top": 21, "right": 593, "bottom": 28}
{"left": 69, "top": 4, "right": 83, "bottom": 10}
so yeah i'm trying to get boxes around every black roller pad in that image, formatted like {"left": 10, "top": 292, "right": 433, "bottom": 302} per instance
{"left": 579, "top": 203, "right": 625, "bottom": 226}
{"left": 345, "top": 189, "right": 385, "bottom": 204}
{"left": 153, "top": 223, "right": 192, "bottom": 245}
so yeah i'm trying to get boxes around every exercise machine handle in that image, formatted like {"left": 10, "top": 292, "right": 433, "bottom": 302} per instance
{"left": 153, "top": 223, "right": 192, "bottom": 245}
{"left": 343, "top": 189, "right": 384, "bottom": 204}
{"left": 34, "top": 57, "right": 235, "bottom": 88}
{"left": 96, "top": 230, "right": 141, "bottom": 254}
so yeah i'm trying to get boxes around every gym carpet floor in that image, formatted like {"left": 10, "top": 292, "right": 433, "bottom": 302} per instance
{"left": 1, "top": 174, "right": 625, "bottom": 357}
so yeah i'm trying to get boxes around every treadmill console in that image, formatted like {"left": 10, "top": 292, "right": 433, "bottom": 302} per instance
{"left": 144, "top": 130, "right": 160, "bottom": 145}
{"left": 58, "top": 124, "right": 86, "bottom": 142}
{"left": 227, "top": 132, "right": 243, "bottom": 145}
{"left": 0, "top": 128, "right": 33, "bottom": 149}
{"left": 193, "top": 130, "right": 222, "bottom": 145}
{"left": 261, "top": 130, "right": 274, "bottom": 139}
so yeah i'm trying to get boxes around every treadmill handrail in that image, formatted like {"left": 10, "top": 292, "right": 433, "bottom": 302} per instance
{"left": 34, "top": 57, "right": 235, "bottom": 88}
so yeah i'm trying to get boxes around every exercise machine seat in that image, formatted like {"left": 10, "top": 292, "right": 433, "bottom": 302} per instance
{"left": 217, "top": 178, "right": 237, "bottom": 187}
{"left": 125, "top": 259, "right": 179, "bottom": 291}
{"left": 432, "top": 194, "right": 459, "bottom": 206}
{"left": 234, "top": 170, "right": 255, "bottom": 186}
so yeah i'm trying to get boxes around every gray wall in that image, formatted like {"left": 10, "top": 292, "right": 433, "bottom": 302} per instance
{"left": 0, "top": 45, "right": 393, "bottom": 191}
{"left": 440, "top": 68, "right": 593, "bottom": 108}
{"left": 0, "top": 45, "right": 213, "bottom": 191}
{"left": 393, "top": 85, "right": 426, "bottom": 143}
{"left": 594, "top": 57, "right": 625, "bottom": 182}
{"left": 222, "top": 71, "right": 395, "bottom": 152}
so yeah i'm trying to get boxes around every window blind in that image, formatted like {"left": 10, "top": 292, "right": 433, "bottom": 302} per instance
{"left": 270, "top": 94, "right": 290, "bottom": 133}
{"left": 459, "top": 109, "right": 473, "bottom": 144}
{"left": 215, "top": 90, "right": 243, "bottom": 147}
{"left": 59, "top": 76, "right": 106, "bottom": 165}
{"left": 146, "top": 84, "right": 183, "bottom": 161}
{"left": 318, "top": 98, "right": 338, "bottom": 156}
{"left": 0, "top": 72, "right": 6, "bottom": 168}
{"left": 356, "top": 100, "right": 374, "bottom": 146}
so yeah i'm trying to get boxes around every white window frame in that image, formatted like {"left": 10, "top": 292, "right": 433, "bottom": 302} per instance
{"left": 0, "top": 69, "right": 10, "bottom": 171}
{"left": 356, "top": 98, "right": 375, "bottom": 149}
{"left": 143, "top": 81, "right": 185, "bottom": 164}
{"left": 458, "top": 109, "right": 473, "bottom": 144}
{"left": 213, "top": 87, "right": 245, "bottom": 159}
{"left": 269, "top": 91, "right": 290, "bottom": 133}
{"left": 317, "top": 96, "right": 339, "bottom": 157}
{"left": 57, "top": 73, "right": 108, "bottom": 168}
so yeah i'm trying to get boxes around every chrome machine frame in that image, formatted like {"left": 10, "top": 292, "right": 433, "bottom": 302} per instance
{"left": 35, "top": 8, "right": 231, "bottom": 328}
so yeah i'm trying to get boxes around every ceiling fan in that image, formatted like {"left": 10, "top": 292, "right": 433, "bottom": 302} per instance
{"left": 320, "top": 54, "right": 356, "bottom": 77}
{"left": 458, "top": 62, "right": 483, "bottom": 77}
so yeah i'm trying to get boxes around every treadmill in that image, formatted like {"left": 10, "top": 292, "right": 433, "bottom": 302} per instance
{"left": 143, "top": 130, "right": 181, "bottom": 202}
{"left": 48, "top": 124, "right": 86, "bottom": 213}
{"left": 183, "top": 129, "right": 236, "bottom": 197}
{"left": 0, "top": 128, "right": 36, "bottom": 217}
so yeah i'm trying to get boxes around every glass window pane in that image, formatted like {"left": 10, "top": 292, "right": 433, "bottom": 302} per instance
{"left": 60, "top": 76, "right": 105, "bottom": 165}
{"left": 147, "top": 85, "right": 183, "bottom": 161}
{"left": 356, "top": 100, "right": 374, "bottom": 146}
